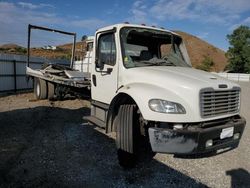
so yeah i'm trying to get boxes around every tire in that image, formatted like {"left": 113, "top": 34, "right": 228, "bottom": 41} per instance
{"left": 115, "top": 104, "right": 139, "bottom": 168}
{"left": 34, "top": 78, "right": 47, "bottom": 100}
{"left": 47, "top": 82, "right": 55, "bottom": 100}
{"left": 117, "top": 149, "right": 136, "bottom": 168}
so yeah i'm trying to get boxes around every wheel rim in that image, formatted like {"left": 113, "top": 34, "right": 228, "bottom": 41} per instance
{"left": 36, "top": 81, "right": 40, "bottom": 97}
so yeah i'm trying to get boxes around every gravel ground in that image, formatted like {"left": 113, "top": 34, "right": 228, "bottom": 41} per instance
{"left": 0, "top": 82, "right": 249, "bottom": 188}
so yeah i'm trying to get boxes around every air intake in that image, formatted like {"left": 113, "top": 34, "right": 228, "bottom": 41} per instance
{"left": 200, "top": 87, "right": 240, "bottom": 118}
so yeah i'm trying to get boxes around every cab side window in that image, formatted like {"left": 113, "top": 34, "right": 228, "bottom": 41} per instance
{"left": 98, "top": 33, "right": 116, "bottom": 66}
{"left": 86, "top": 42, "right": 93, "bottom": 52}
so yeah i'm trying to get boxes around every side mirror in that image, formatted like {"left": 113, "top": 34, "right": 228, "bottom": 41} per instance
{"left": 95, "top": 58, "right": 104, "bottom": 70}
{"left": 106, "top": 68, "right": 113, "bottom": 74}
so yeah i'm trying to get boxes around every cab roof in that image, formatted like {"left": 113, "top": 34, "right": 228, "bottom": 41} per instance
{"left": 96, "top": 23, "right": 180, "bottom": 36}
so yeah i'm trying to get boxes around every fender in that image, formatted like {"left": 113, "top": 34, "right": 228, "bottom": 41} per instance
{"left": 106, "top": 82, "right": 195, "bottom": 133}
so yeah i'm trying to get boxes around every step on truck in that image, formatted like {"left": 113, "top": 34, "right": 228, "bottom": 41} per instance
{"left": 26, "top": 23, "right": 246, "bottom": 167}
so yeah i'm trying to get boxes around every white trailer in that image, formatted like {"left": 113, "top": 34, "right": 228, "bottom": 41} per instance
{"left": 26, "top": 23, "right": 246, "bottom": 167}
{"left": 73, "top": 36, "right": 94, "bottom": 73}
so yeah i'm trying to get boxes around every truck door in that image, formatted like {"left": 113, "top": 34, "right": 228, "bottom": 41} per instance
{"left": 91, "top": 30, "right": 118, "bottom": 104}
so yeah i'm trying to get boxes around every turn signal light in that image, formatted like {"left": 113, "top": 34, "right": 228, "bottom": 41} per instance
{"left": 233, "top": 133, "right": 240, "bottom": 140}
{"left": 206, "top": 139, "right": 213, "bottom": 147}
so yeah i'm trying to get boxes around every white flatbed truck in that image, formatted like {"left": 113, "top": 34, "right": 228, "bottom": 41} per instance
{"left": 26, "top": 23, "right": 246, "bottom": 167}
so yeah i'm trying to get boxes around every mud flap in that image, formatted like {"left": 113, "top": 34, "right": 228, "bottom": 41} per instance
{"left": 148, "top": 128, "right": 198, "bottom": 154}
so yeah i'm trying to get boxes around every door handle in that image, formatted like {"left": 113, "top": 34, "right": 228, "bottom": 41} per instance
{"left": 92, "top": 74, "right": 97, "bottom": 86}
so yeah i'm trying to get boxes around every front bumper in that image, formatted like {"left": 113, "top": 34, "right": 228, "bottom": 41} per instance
{"left": 148, "top": 117, "right": 246, "bottom": 154}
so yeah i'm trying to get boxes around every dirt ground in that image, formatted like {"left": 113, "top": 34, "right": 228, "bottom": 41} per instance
{"left": 0, "top": 82, "right": 250, "bottom": 188}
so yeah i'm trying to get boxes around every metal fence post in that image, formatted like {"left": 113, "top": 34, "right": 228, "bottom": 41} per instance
{"left": 13, "top": 60, "right": 17, "bottom": 92}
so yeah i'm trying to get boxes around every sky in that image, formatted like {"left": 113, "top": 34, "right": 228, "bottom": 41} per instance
{"left": 0, "top": 0, "right": 250, "bottom": 50}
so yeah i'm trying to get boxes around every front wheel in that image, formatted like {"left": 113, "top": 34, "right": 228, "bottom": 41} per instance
{"left": 115, "top": 104, "right": 139, "bottom": 168}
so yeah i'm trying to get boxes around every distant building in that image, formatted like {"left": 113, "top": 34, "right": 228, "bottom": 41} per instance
{"left": 42, "top": 45, "right": 57, "bottom": 50}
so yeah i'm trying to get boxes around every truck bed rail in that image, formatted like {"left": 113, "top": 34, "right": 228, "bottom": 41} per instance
{"left": 26, "top": 66, "right": 90, "bottom": 88}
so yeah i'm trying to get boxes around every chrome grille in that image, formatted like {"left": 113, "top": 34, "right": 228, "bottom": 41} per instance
{"left": 200, "top": 87, "right": 240, "bottom": 118}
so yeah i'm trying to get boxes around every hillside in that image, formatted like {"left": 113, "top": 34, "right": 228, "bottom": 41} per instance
{"left": 176, "top": 31, "right": 228, "bottom": 71}
{"left": 27, "top": 42, "right": 85, "bottom": 60}
{"left": 0, "top": 32, "right": 228, "bottom": 71}
{"left": 0, "top": 42, "right": 85, "bottom": 60}
{"left": 0, "top": 44, "right": 27, "bottom": 54}
{"left": 0, "top": 43, "right": 21, "bottom": 48}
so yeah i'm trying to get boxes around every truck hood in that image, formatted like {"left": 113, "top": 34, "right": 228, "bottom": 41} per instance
{"left": 120, "top": 66, "right": 240, "bottom": 122}
{"left": 122, "top": 66, "right": 238, "bottom": 91}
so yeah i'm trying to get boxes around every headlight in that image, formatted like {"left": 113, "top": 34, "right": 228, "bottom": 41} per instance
{"left": 148, "top": 99, "right": 186, "bottom": 114}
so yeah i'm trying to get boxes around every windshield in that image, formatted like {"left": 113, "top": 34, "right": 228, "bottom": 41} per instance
{"left": 120, "top": 27, "right": 191, "bottom": 68}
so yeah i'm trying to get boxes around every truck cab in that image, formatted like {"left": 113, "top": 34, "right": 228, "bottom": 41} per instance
{"left": 88, "top": 23, "right": 246, "bottom": 167}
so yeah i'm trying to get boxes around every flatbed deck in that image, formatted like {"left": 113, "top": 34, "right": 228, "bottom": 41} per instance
{"left": 26, "top": 66, "right": 91, "bottom": 88}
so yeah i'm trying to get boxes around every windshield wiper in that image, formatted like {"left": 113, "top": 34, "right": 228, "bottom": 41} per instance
{"left": 139, "top": 60, "right": 175, "bottom": 66}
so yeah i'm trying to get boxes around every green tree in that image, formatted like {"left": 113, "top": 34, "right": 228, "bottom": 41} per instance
{"left": 226, "top": 25, "right": 250, "bottom": 73}
{"left": 15, "top": 47, "right": 27, "bottom": 54}
{"left": 81, "top": 35, "right": 88, "bottom": 41}
{"left": 196, "top": 55, "right": 214, "bottom": 72}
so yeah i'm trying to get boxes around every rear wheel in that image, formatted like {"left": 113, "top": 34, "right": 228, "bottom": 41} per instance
{"left": 115, "top": 104, "right": 140, "bottom": 168}
{"left": 34, "top": 78, "right": 47, "bottom": 100}
{"left": 47, "top": 82, "right": 55, "bottom": 100}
